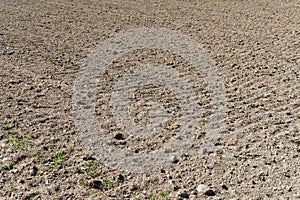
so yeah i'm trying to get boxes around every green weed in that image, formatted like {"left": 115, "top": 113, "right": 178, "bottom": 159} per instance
{"left": 8, "top": 138, "right": 26, "bottom": 151}
{"left": 149, "top": 194, "right": 157, "bottom": 200}
{"left": 52, "top": 152, "right": 65, "bottom": 166}
{"left": 160, "top": 191, "right": 168, "bottom": 197}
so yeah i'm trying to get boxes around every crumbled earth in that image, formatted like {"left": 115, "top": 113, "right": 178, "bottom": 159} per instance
{"left": 0, "top": 0, "right": 299, "bottom": 199}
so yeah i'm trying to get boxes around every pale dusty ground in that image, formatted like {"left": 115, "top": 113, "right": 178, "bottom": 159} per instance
{"left": 0, "top": 0, "right": 299, "bottom": 199}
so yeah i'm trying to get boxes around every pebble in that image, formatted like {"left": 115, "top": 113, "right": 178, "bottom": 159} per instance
{"left": 197, "top": 184, "right": 216, "bottom": 196}
{"left": 117, "top": 174, "right": 125, "bottom": 183}
{"left": 7, "top": 51, "right": 14, "bottom": 55}
{"left": 204, "top": 189, "right": 216, "bottom": 196}
{"left": 10, "top": 169, "right": 18, "bottom": 174}
{"left": 29, "top": 166, "right": 38, "bottom": 176}
{"left": 130, "top": 183, "right": 139, "bottom": 191}
{"left": 167, "top": 174, "right": 173, "bottom": 179}
{"left": 177, "top": 190, "right": 189, "bottom": 199}
{"left": 170, "top": 155, "right": 179, "bottom": 163}
{"left": 90, "top": 180, "right": 102, "bottom": 189}
{"left": 82, "top": 155, "right": 96, "bottom": 161}
{"left": 221, "top": 184, "right": 228, "bottom": 190}
{"left": 114, "top": 133, "right": 125, "bottom": 140}
{"left": 197, "top": 184, "right": 208, "bottom": 193}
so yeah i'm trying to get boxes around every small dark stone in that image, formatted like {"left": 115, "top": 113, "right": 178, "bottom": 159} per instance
{"left": 114, "top": 133, "right": 125, "bottom": 140}
{"left": 204, "top": 189, "right": 216, "bottom": 196}
{"left": 7, "top": 51, "right": 14, "bottom": 55}
{"left": 117, "top": 174, "right": 125, "bottom": 183}
{"left": 130, "top": 184, "right": 139, "bottom": 191}
{"left": 160, "top": 169, "right": 165, "bottom": 173}
{"left": 24, "top": 193, "right": 35, "bottom": 200}
{"left": 31, "top": 166, "right": 38, "bottom": 176}
{"left": 174, "top": 185, "right": 180, "bottom": 191}
{"left": 54, "top": 185, "right": 60, "bottom": 191}
{"left": 83, "top": 155, "right": 96, "bottom": 161}
{"left": 90, "top": 180, "right": 103, "bottom": 190}
{"left": 134, "top": 149, "right": 143, "bottom": 153}
{"left": 221, "top": 184, "right": 228, "bottom": 190}
{"left": 179, "top": 191, "right": 189, "bottom": 198}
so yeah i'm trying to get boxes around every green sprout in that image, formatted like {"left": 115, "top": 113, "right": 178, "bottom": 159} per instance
{"left": 52, "top": 152, "right": 65, "bottom": 166}
{"left": 4, "top": 124, "right": 12, "bottom": 130}
{"left": 149, "top": 194, "right": 157, "bottom": 200}
{"left": 160, "top": 191, "right": 168, "bottom": 197}
{"left": 83, "top": 161, "right": 94, "bottom": 174}
{"left": 8, "top": 138, "right": 26, "bottom": 151}
{"left": 101, "top": 178, "right": 115, "bottom": 189}
{"left": 233, "top": 152, "right": 239, "bottom": 158}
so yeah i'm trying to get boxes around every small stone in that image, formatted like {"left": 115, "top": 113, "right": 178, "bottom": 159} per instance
{"left": 29, "top": 166, "right": 38, "bottom": 176}
{"left": 114, "top": 133, "right": 125, "bottom": 140}
{"left": 19, "top": 179, "right": 25, "bottom": 184}
{"left": 197, "top": 184, "right": 208, "bottom": 193}
{"left": 10, "top": 169, "right": 18, "bottom": 174}
{"left": 117, "top": 174, "right": 125, "bottom": 183}
{"left": 130, "top": 183, "right": 139, "bottom": 191}
{"left": 7, "top": 51, "right": 14, "bottom": 55}
{"left": 197, "top": 184, "right": 216, "bottom": 196}
{"left": 170, "top": 155, "right": 179, "bottom": 163}
{"left": 134, "top": 149, "right": 144, "bottom": 154}
{"left": 178, "top": 190, "right": 189, "bottom": 198}
{"left": 90, "top": 180, "right": 103, "bottom": 190}
{"left": 221, "top": 184, "right": 228, "bottom": 190}
{"left": 83, "top": 155, "right": 96, "bottom": 161}
{"left": 204, "top": 189, "right": 216, "bottom": 196}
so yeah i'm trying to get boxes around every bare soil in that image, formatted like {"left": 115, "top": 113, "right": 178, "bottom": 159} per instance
{"left": 0, "top": 0, "right": 299, "bottom": 199}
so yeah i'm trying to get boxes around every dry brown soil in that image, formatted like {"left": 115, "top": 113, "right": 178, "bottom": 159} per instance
{"left": 0, "top": 0, "right": 299, "bottom": 199}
